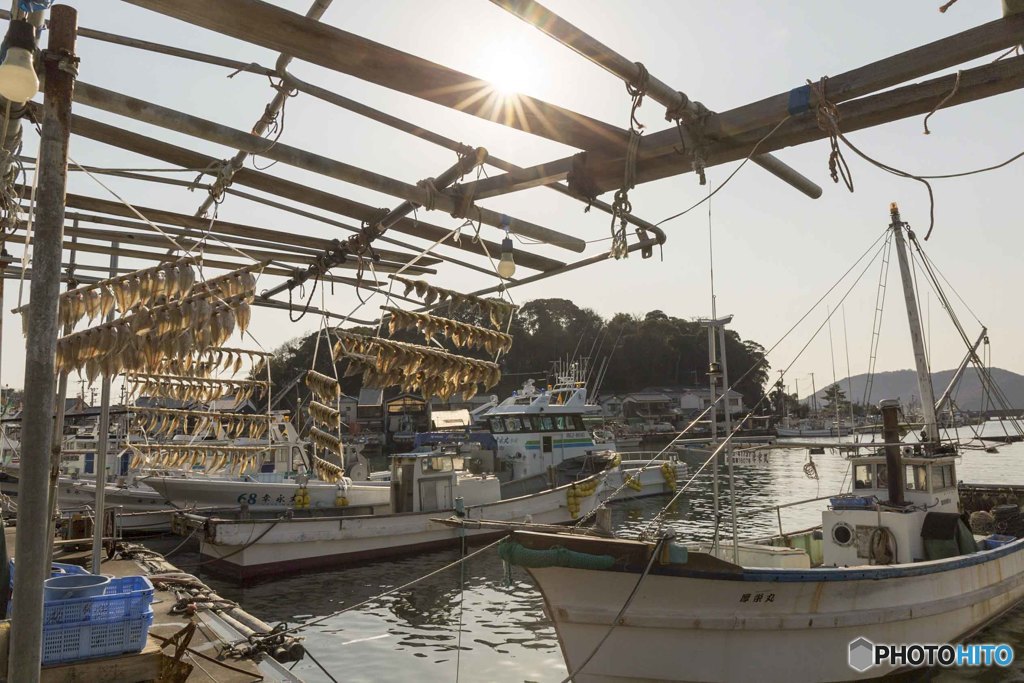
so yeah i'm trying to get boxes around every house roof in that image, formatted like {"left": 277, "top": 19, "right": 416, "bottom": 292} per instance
{"left": 624, "top": 393, "right": 674, "bottom": 403}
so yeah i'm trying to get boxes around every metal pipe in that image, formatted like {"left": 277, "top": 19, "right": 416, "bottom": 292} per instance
{"left": 718, "top": 324, "right": 738, "bottom": 564}
{"left": 880, "top": 398, "right": 904, "bottom": 506}
{"left": 489, "top": 0, "right": 821, "bottom": 200}
{"left": 9, "top": 7, "right": 77, "bottom": 681}
{"left": 91, "top": 243, "right": 118, "bottom": 573}
{"left": 934, "top": 328, "right": 986, "bottom": 416}
{"left": 71, "top": 80, "right": 587, "bottom": 252}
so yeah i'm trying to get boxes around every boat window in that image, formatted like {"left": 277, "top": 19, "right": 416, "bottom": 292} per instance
{"left": 571, "top": 415, "right": 585, "bottom": 431}
{"left": 905, "top": 464, "right": 929, "bottom": 491}
{"left": 553, "top": 415, "right": 568, "bottom": 430}
{"left": 421, "top": 456, "right": 454, "bottom": 474}
{"left": 935, "top": 464, "right": 955, "bottom": 490}
{"left": 876, "top": 464, "right": 888, "bottom": 489}
{"left": 853, "top": 464, "right": 873, "bottom": 489}
{"left": 489, "top": 417, "right": 505, "bottom": 434}
{"left": 504, "top": 417, "right": 522, "bottom": 433}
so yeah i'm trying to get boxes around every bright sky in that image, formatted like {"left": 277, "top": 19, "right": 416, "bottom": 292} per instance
{"left": 3, "top": 0, "right": 1022, "bottom": 402}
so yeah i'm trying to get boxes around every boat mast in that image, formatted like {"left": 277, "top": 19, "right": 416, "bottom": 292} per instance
{"left": 889, "top": 203, "right": 940, "bottom": 445}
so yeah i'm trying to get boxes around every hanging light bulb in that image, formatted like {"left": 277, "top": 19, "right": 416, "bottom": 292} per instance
{"left": 497, "top": 217, "right": 516, "bottom": 279}
{"left": 0, "top": 20, "right": 39, "bottom": 104}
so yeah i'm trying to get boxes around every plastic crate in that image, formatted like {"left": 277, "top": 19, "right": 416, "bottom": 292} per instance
{"left": 982, "top": 534, "right": 1017, "bottom": 550}
{"left": 41, "top": 609, "right": 154, "bottom": 665}
{"left": 41, "top": 576, "right": 154, "bottom": 626}
{"left": 830, "top": 495, "right": 876, "bottom": 510}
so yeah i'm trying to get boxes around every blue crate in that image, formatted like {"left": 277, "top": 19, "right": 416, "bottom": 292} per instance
{"left": 9, "top": 575, "right": 154, "bottom": 624}
{"left": 41, "top": 609, "right": 153, "bottom": 666}
{"left": 982, "top": 534, "right": 1017, "bottom": 550}
{"left": 830, "top": 495, "right": 877, "bottom": 510}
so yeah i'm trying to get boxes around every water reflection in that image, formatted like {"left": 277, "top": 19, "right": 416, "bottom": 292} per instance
{"left": 163, "top": 434, "right": 1024, "bottom": 682}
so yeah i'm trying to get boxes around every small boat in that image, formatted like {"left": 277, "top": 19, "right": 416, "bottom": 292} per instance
{"left": 179, "top": 448, "right": 608, "bottom": 580}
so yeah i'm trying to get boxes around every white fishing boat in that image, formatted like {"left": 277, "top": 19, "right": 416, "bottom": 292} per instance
{"left": 179, "top": 448, "right": 607, "bottom": 580}
{"left": 483, "top": 377, "right": 683, "bottom": 499}
{"left": 776, "top": 419, "right": 852, "bottom": 438}
{"left": 503, "top": 206, "right": 1024, "bottom": 682}
{"left": 141, "top": 410, "right": 389, "bottom": 512}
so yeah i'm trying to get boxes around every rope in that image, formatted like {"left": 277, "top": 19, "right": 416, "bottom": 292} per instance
{"left": 938, "top": 0, "right": 959, "bottom": 11}
{"left": 415, "top": 177, "right": 440, "bottom": 211}
{"left": 807, "top": 76, "right": 854, "bottom": 192}
{"left": 624, "top": 62, "right": 649, "bottom": 132}
{"left": 923, "top": 70, "right": 961, "bottom": 135}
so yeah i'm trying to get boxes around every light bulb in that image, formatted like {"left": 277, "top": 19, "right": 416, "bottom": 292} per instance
{"left": 0, "top": 20, "right": 39, "bottom": 104}
{"left": 497, "top": 236, "right": 516, "bottom": 278}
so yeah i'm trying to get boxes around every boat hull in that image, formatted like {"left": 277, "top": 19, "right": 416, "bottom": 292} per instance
{"left": 527, "top": 538, "right": 1024, "bottom": 682}
{"left": 602, "top": 461, "right": 686, "bottom": 502}
{"left": 143, "top": 475, "right": 391, "bottom": 512}
{"left": 196, "top": 478, "right": 605, "bottom": 581}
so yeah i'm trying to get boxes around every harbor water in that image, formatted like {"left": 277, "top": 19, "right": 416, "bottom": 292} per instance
{"left": 171, "top": 433, "right": 1024, "bottom": 682}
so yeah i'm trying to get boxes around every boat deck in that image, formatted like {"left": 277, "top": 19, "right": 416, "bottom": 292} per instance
{"left": 3, "top": 526, "right": 297, "bottom": 682}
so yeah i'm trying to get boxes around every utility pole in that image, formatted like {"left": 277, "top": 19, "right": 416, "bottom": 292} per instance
{"left": 9, "top": 6, "right": 77, "bottom": 681}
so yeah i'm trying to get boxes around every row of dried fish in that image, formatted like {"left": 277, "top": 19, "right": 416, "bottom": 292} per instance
{"left": 16, "top": 257, "right": 199, "bottom": 332}
{"left": 126, "top": 374, "right": 267, "bottom": 404}
{"left": 189, "top": 265, "right": 260, "bottom": 301}
{"left": 333, "top": 331, "right": 500, "bottom": 400}
{"left": 383, "top": 306, "right": 512, "bottom": 355}
{"left": 54, "top": 294, "right": 252, "bottom": 379}
{"left": 390, "top": 275, "right": 517, "bottom": 328}
{"left": 133, "top": 408, "right": 272, "bottom": 440}
{"left": 308, "top": 401, "right": 341, "bottom": 431}
{"left": 128, "top": 444, "right": 268, "bottom": 474}
{"left": 305, "top": 370, "right": 340, "bottom": 402}
{"left": 309, "top": 426, "right": 343, "bottom": 457}
{"left": 312, "top": 455, "right": 346, "bottom": 484}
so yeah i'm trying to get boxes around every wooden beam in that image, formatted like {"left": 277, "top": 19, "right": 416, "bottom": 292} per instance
{"left": 72, "top": 81, "right": 585, "bottom": 252}
{"left": 586, "top": 54, "right": 1024, "bottom": 192}
{"left": 490, "top": 0, "right": 821, "bottom": 200}
{"left": 50, "top": 109, "right": 564, "bottom": 272}
{"left": 39, "top": 190, "right": 441, "bottom": 265}
{"left": 636, "top": 12, "right": 1024, "bottom": 158}
{"left": 119, "top": 0, "right": 626, "bottom": 152}
{"left": 460, "top": 50, "right": 1024, "bottom": 199}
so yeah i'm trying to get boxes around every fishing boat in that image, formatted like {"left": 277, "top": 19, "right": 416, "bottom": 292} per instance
{"left": 503, "top": 206, "right": 1024, "bottom": 682}
{"left": 177, "top": 447, "right": 608, "bottom": 580}
{"left": 483, "top": 377, "right": 685, "bottom": 499}
{"left": 141, "top": 412, "right": 390, "bottom": 512}
{"left": 776, "top": 418, "right": 852, "bottom": 437}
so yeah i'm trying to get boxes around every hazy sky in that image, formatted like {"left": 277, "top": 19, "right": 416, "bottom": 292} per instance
{"left": 3, "top": 0, "right": 1021, "bottom": 402}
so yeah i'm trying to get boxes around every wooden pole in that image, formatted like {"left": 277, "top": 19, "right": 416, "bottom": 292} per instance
{"left": 120, "top": 0, "right": 625, "bottom": 152}
{"left": 90, "top": 244, "right": 118, "bottom": 573}
{"left": 193, "top": 0, "right": 335, "bottom": 218}
{"left": 43, "top": 110, "right": 565, "bottom": 272}
{"left": 72, "top": 81, "right": 585, "bottom": 252}
{"left": 9, "top": 6, "right": 77, "bottom": 681}
{"left": 490, "top": 0, "right": 822, "bottom": 200}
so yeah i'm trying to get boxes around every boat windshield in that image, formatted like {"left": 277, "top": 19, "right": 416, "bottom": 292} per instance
{"left": 420, "top": 456, "right": 454, "bottom": 474}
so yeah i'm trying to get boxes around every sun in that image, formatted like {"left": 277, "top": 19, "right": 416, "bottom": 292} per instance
{"left": 476, "top": 43, "right": 533, "bottom": 97}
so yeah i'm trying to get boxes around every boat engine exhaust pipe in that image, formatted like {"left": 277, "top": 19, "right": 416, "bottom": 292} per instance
{"left": 879, "top": 398, "right": 905, "bottom": 506}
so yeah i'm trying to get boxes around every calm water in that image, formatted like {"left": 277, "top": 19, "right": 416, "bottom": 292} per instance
{"left": 165, "top": 429, "right": 1024, "bottom": 682}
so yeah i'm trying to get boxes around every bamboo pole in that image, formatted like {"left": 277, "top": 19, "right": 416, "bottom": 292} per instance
{"left": 72, "top": 80, "right": 586, "bottom": 252}
{"left": 120, "top": 0, "right": 625, "bottom": 152}
{"left": 9, "top": 7, "right": 77, "bottom": 681}
{"left": 44, "top": 110, "right": 564, "bottom": 272}
{"left": 489, "top": 0, "right": 822, "bottom": 200}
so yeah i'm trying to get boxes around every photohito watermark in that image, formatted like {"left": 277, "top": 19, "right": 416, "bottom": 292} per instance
{"left": 848, "top": 637, "right": 1014, "bottom": 673}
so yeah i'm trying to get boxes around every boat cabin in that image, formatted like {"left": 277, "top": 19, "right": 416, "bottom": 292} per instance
{"left": 390, "top": 451, "right": 500, "bottom": 514}
{"left": 822, "top": 453, "right": 961, "bottom": 567}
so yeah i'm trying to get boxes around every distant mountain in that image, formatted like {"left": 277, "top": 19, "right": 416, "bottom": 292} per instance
{"left": 802, "top": 368, "right": 1024, "bottom": 410}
